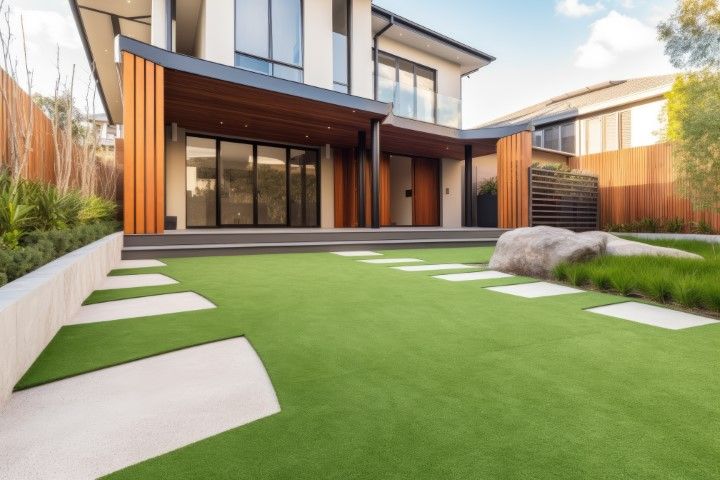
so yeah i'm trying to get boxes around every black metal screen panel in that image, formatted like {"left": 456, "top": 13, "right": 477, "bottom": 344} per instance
{"left": 529, "top": 167, "right": 599, "bottom": 231}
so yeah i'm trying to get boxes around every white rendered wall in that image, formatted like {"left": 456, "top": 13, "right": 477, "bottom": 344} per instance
{"left": 198, "top": 0, "right": 234, "bottom": 66}
{"left": 630, "top": 100, "right": 666, "bottom": 148}
{"left": 351, "top": 0, "right": 374, "bottom": 98}
{"left": 150, "top": 0, "right": 167, "bottom": 48}
{"left": 304, "top": 0, "right": 333, "bottom": 89}
{"left": 441, "top": 158, "right": 462, "bottom": 228}
{"left": 389, "top": 156, "right": 412, "bottom": 226}
{"left": 166, "top": 128, "right": 187, "bottom": 230}
{"left": 321, "top": 145, "right": 335, "bottom": 228}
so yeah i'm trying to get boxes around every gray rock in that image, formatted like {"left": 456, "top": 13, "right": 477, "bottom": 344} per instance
{"left": 489, "top": 227, "right": 702, "bottom": 278}
{"left": 488, "top": 226, "right": 607, "bottom": 277}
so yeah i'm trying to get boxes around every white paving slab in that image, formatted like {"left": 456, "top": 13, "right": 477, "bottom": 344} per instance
{"left": 586, "top": 302, "right": 719, "bottom": 330}
{"left": 359, "top": 258, "right": 424, "bottom": 264}
{"left": 433, "top": 270, "right": 514, "bottom": 282}
{"left": 331, "top": 250, "right": 382, "bottom": 257}
{"left": 117, "top": 259, "right": 166, "bottom": 269}
{"left": 486, "top": 282, "right": 584, "bottom": 298}
{"left": 0, "top": 338, "right": 280, "bottom": 480}
{"left": 393, "top": 263, "right": 476, "bottom": 272}
{"left": 97, "top": 274, "right": 178, "bottom": 290}
{"left": 69, "top": 292, "right": 216, "bottom": 325}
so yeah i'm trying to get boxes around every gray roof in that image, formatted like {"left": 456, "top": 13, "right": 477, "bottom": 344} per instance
{"left": 480, "top": 74, "right": 677, "bottom": 128}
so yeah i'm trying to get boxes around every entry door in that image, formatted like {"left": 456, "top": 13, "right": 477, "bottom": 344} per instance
{"left": 412, "top": 158, "right": 440, "bottom": 226}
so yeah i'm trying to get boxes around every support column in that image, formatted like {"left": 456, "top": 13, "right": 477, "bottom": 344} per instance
{"left": 371, "top": 120, "right": 381, "bottom": 229}
{"left": 464, "top": 144, "right": 473, "bottom": 227}
{"left": 357, "top": 131, "right": 366, "bottom": 227}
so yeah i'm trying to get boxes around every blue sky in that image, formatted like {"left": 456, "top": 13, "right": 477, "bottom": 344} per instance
{"left": 9, "top": 0, "right": 677, "bottom": 126}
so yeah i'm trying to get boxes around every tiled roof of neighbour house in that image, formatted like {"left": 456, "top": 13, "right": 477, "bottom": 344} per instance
{"left": 479, "top": 74, "right": 677, "bottom": 128}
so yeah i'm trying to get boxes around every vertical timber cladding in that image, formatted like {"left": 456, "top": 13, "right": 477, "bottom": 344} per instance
{"left": 333, "top": 147, "right": 390, "bottom": 227}
{"left": 122, "top": 52, "right": 165, "bottom": 234}
{"left": 496, "top": 131, "right": 533, "bottom": 228}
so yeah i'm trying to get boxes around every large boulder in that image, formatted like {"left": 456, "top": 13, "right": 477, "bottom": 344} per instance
{"left": 489, "top": 226, "right": 702, "bottom": 278}
{"left": 488, "top": 226, "right": 607, "bottom": 277}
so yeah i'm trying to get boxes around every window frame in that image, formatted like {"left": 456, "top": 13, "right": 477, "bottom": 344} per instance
{"left": 234, "top": 0, "right": 305, "bottom": 81}
{"left": 535, "top": 121, "right": 576, "bottom": 154}
{"left": 374, "top": 49, "right": 438, "bottom": 124}
{"left": 185, "top": 133, "right": 321, "bottom": 228}
{"left": 332, "top": 0, "right": 352, "bottom": 93}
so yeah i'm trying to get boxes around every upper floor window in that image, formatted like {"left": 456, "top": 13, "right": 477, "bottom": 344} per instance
{"left": 235, "top": 0, "right": 303, "bottom": 82}
{"left": 376, "top": 51, "right": 437, "bottom": 124}
{"left": 532, "top": 122, "right": 576, "bottom": 154}
{"left": 332, "top": 0, "right": 350, "bottom": 93}
{"left": 583, "top": 109, "right": 632, "bottom": 154}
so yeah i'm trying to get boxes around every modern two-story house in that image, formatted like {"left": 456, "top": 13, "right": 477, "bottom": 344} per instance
{"left": 70, "top": 0, "right": 528, "bottom": 236}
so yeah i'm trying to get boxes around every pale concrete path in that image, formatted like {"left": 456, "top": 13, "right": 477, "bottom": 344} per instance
{"left": 331, "top": 251, "right": 382, "bottom": 257}
{"left": 486, "top": 282, "right": 584, "bottom": 298}
{"left": 360, "top": 258, "right": 423, "bottom": 264}
{"left": 117, "top": 259, "right": 166, "bottom": 269}
{"left": 97, "top": 273, "right": 178, "bottom": 290}
{"left": 393, "top": 264, "right": 476, "bottom": 272}
{"left": 69, "top": 292, "right": 216, "bottom": 325}
{"left": 587, "top": 302, "right": 719, "bottom": 330}
{"left": 0, "top": 338, "right": 280, "bottom": 480}
{"left": 434, "top": 271, "right": 513, "bottom": 282}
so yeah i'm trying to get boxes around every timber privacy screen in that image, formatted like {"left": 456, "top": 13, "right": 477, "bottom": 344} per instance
{"left": 529, "top": 167, "right": 599, "bottom": 231}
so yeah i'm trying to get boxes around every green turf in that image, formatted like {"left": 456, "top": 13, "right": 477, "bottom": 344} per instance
{"left": 554, "top": 238, "right": 720, "bottom": 315}
{"left": 18, "top": 246, "right": 720, "bottom": 479}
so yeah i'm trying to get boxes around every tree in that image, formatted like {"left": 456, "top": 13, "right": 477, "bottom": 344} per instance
{"left": 659, "top": 0, "right": 720, "bottom": 211}
{"left": 658, "top": 0, "right": 720, "bottom": 70}
{"left": 665, "top": 72, "right": 720, "bottom": 210}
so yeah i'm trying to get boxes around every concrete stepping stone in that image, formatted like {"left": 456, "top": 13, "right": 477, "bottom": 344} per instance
{"left": 360, "top": 258, "right": 423, "bottom": 264}
{"left": 434, "top": 270, "right": 513, "bottom": 282}
{"left": 331, "top": 251, "right": 382, "bottom": 257}
{"left": 587, "top": 302, "right": 719, "bottom": 330}
{"left": 98, "top": 274, "right": 178, "bottom": 291}
{"left": 486, "top": 282, "right": 583, "bottom": 298}
{"left": 393, "top": 264, "right": 475, "bottom": 272}
{"left": 70, "top": 292, "right": 216, "bottom": 325}
{"left": 0, "top": 338, "right": 280, "bottom": 480}
{"left": 117, "top": 259, "right": 166, "bottom": 269}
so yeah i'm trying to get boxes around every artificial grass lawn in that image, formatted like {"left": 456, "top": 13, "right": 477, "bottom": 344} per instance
{"left": 19, "top": 246, "right": 720, "bottom": 479}
{"left": 554, "top": 239, "right": 720, "bottom": 315}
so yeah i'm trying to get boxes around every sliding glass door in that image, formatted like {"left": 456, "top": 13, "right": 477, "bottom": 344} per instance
{"left": 186, "top": 135, "right": 319, "bottom": 227}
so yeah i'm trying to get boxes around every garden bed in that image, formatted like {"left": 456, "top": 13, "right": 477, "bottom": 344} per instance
{"left": 553, "top": 238, "right": 720, "bottom": 317}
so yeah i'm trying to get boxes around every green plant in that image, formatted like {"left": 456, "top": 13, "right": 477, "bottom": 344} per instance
{"left": 647, "top": 277, "right": 673, "bottom": 303}
{"left": 672, "top": 277, "right": 705, "bottom": 309}
{"left": 638, "top": 217, "right": 660, "bottom": 233}
{"left": 566, "top": 264, "right": 590, "bottom": 287}
{"left": 0, "top": 189, "right": 36, "bottom": 249}
{"left": 692, "top": 220, "right": 715, "bottom": 234}
{"left": 79, "top": 195, "right": 118, "bottom": 223}
{"left": 477, "top": 177, "right": 497, "bottom": 196}
{"left": 664, "top": 217, "right": 685, "bottom": 233}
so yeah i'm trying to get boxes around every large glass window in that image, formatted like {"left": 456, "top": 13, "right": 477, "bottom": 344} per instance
{"left": 375, "top": 51, "right": 437, "bottom": 124}
{"left": 186, "top": 137, "right": 217, "bottom": 227}
{"left": 256, "top": 146, "right": 288, "bottom": 225}
{"left": 289, "top": 149, "right": 318, "bottom": 227}
{"left": 235, "top": 0, "right": 303, "bottom": 81}
{"left": 332, "top": 0, "right": 349, "bottom": 93}
{"left": 561, "top": 123, "right": 576, "bottom": 154}
{"left": 220, "top": 141, "right": 254, "bottom": 225}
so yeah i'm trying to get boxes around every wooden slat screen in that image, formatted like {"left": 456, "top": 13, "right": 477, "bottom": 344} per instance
{"left": 122, "top": 52, "right": 165, "bottom": 234}
{"left": 496, "top": 131, "right": 532, "bottom": 228}
{"left": 569, "top": 143, "right": 720, "bottom": 230}
{"left": 529, "top": 168, "right": 599, "bottom": 231}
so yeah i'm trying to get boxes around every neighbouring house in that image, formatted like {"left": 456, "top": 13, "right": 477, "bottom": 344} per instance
{"left": 70, "top": 0, "right": 531, "bottom": 237}
{"left": 479, "top": 74, "right": 675, "bottom": 156}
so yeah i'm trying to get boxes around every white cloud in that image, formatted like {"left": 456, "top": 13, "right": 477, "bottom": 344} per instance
{"left": 575, "top": 10, "right": 658, "bottom": 68}
{"left": 556, "top": 0, "right": 605, "bottom": 17}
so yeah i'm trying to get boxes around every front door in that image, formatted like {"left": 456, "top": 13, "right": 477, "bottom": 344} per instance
{"left": 412, "top": 157, "right": 440, "bottom": 226}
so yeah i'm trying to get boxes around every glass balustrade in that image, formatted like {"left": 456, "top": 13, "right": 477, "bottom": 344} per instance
{"left": 376, "top": 78, "right": 461, "bottom": 129}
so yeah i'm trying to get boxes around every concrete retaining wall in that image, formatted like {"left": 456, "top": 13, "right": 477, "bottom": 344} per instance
{"left": 0, "top": 232, "right": 123, "bottom": 408}
{"left": 620, "top": 233, "right": 720, "bottom": 244}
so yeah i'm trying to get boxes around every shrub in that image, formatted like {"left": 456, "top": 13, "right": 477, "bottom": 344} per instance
{"left": 672, "top": 278, "right": 705, "bottom": 309}
{"left": 477, "top": 177, "right": 497, "bottom": 196}
{"left": 610, "top": 275, "right": 636, "bottom": 297}
{"left": 664, "top": 217, "right": 685, "bottom": 233}
{"left": 647, "top": 277, "right": 673, "bottom": 303}
{"left": 638, "top": 218, "right": 660, "bottom": 233}
{"left": 79, "top": 195, "right": 117, "bottom": 223}
{"left": 691, "top": 220, "right": 715, "bottom": 234}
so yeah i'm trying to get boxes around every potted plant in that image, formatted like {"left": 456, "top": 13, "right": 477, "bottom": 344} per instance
{"left": 476, "top": 177, "right": 498, "bottom": 227}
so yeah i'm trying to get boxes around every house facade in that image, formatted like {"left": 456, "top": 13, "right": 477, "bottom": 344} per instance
{"left": 71, "top": 0, "right": 528, "bottom": 234}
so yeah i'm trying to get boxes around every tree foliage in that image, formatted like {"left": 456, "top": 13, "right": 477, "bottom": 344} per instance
{"left": 659, "top": 0, "right": 720, "bottom": 211}
{"left": 665, "top": 72, "right": 720, "bottom": 210}
{"left": 658, "top": 0, "right": 720, "bottom": 69}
